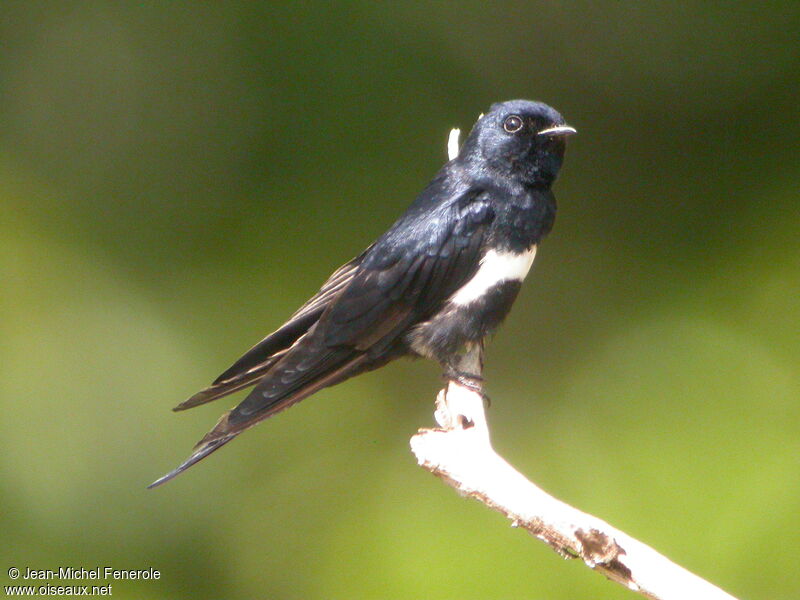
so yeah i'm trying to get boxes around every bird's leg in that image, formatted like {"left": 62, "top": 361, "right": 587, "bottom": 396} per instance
{"left": 443, "top": 341, "right": 491, "bottom": 408}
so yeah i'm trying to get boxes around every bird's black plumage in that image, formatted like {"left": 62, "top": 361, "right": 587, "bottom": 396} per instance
{"left": 149, "top": 99, "right": 575, "bottom": 488}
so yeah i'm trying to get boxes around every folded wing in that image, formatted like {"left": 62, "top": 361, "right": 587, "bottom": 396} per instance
{"left": 173, "top": 252, "right": 367, "bottom": 411}
{"left": 150, "top": 186, "right": 497, "bottom": 487}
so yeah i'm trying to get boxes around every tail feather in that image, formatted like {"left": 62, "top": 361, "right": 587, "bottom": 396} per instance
{"left": 148, "top": 411, "right": 238, "bottom": 489}
{"left": 171, "top": 253, "right": 364, "bottom": 414}
{"left": 149, "top": 351, "right": 372, "bottom": 488}
{"left": 172, "top": 356, "right": 282, "bottom": 411}
{"left": 150, "top": 253, "right": 373, "bottom": 488}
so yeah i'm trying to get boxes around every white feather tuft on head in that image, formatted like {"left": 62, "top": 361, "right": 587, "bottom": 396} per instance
{"left": 447, "top": 128, "right": 460, "bottom": 161}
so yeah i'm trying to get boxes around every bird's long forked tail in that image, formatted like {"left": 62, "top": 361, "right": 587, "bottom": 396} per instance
{"left": 147, "top": 411, "right": 238, "bottom": 489}
{"left": 149, "top": 349, "right": 371, "bottom": 489}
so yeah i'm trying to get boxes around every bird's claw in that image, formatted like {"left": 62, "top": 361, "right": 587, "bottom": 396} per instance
{"left": 443, "top": 370, "right": 491, "bottom": 408}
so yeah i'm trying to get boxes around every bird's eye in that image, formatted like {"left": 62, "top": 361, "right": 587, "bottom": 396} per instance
{"left": 503, "top": 115, "right": 524, "bottom": 133}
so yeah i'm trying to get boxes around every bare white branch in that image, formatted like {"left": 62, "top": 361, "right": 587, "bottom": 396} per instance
{"left": 410, "top": 382, "right": 739, "bottom": 600}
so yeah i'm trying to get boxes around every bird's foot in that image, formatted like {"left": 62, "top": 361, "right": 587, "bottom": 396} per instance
{"left": 442, "top": 370, "right": 491, "bottom": 408}
{"left": 443, "top": 368, "right": 483, "bottom": 390}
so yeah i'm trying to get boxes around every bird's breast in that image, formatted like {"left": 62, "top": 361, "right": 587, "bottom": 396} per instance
{"left": 449, "top": 245, "right": 537, "bottom": 306}
{"left": 404, "top": 245, "right": 539, "bottom": 363}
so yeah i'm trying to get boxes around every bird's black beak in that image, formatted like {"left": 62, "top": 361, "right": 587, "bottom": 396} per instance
{"left": 537, "top": 125, "right": 577, "bottom": 137}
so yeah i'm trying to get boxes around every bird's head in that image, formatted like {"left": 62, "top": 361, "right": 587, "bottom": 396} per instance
{"left": 460, "top": 99, "right": 576, "bottom": 187}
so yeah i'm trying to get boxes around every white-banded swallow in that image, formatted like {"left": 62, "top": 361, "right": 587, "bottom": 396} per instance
{"left": 149, "top": 99, "right": 575, "bottom": 488}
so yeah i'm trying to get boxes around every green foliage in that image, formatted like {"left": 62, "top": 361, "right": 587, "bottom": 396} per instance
{"left": 1, "top": 2, "right": 798, "bottom": 598}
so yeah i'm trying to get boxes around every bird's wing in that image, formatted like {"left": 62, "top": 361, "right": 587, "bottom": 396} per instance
{"left": 321, "top": 190, "right": 496, "bottom": 353}
{"left": 222, "top": 188, "right": 497, "bottom": 427}
{"left": 149, "top": 188, "right": 496, "bottom": 488}
{"left": 173, "top": 250, "right": 368, "bottom": 411}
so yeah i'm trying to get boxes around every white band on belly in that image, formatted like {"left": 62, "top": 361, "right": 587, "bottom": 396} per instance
{"left": 449, "top": 246, "right": 537, "bottom": 306}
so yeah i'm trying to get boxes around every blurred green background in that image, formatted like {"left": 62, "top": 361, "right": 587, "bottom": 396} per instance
{"left": 1, "top": 2, "right": 798, "bottom": 598}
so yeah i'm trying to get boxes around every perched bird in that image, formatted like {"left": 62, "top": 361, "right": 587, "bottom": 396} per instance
{"left": 149, "top": 99, "right": 575, "bottom": 488}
